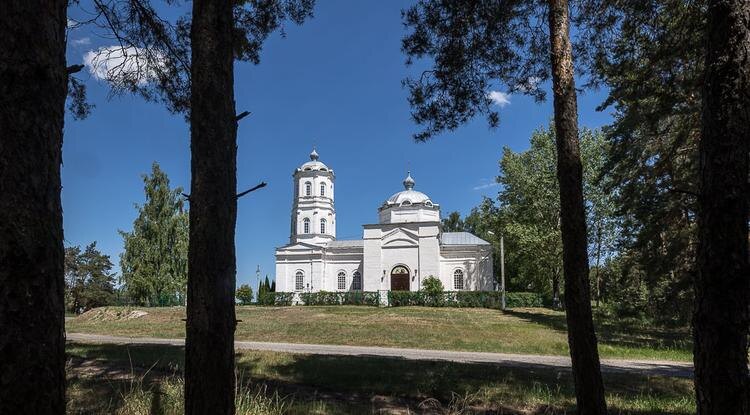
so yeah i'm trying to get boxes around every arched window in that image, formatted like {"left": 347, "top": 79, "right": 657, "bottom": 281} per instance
{"left": 320, "top": 182, "right": 326, "bottom": 197}
{"left": 453, "top": 269, "right": 465, "bottom": 290}
{"left": 352, "top": 270, "right": 362, "bottom": 290}
{"left": 295, "top": 271, "right": 304, "bottom": 291}
{"left": 304, "top": 181, "right": 312, "bottom": 196}
{"left": 320, "top": 218, "right": 326, "bottom": 234}
{"left": 303, "top": 218, "right": 310, "bottom": 234}
{"left": 337, "top": 271, "right": 347, "bottom": 290}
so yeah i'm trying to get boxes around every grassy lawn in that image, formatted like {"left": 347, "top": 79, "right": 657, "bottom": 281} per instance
{"left": 67, "top": 305, "right": 692, "bottom": 361}
{"left": 66, "top": 342, "right": 694, "bottom": 414}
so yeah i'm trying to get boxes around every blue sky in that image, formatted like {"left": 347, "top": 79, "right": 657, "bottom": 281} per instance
{"left": 64, "top": 0, "right": 613, "bottom": 289}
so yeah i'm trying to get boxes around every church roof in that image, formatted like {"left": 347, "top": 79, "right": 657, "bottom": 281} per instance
{"left": 383, "top": 172, "right": 435, "bottom": 207}
{"left": 326, "top": 239, "right": 364, "bottom": 248}
{"left": 441, "top": 232, "right": 490, "bottom": 246}
{"left": 298, "top": 148, "right": 331, "bottom": 172}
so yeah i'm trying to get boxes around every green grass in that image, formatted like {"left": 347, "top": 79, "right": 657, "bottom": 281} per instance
{"left": 66, "top": 342, "right": 695, "bottom": 414}
{"left": 67, "top": 305, "right": 692, "bottom": 361}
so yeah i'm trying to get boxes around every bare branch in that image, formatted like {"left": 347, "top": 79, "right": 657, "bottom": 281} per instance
{"left": 67, "top": 64, "right": 85, "bottom": 74}
{"left": 236, "top": 182, "right": 267, "bottom": 199}
{"left": 235, "top": 111, "right": 251, "bottom": 122}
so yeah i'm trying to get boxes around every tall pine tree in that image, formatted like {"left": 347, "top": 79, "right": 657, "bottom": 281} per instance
{"left": 402, "top": 2, "right": 607, "bottom": 411}
{"left": 0, "top": 1, "right": 68, "bottom": 412}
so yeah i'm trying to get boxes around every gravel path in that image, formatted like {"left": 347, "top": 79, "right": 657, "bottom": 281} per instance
{"left": 67, "top": 332, "right": 693, "bottom": 378}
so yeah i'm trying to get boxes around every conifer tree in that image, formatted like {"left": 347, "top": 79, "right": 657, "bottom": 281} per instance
{"left": 79, "top": 3, "right": 315, "bottom": 411}
{"left": 402, "top": 2, "right": 607, "bottom": 411}
{"left": 1, "top": 1, "right": 68, "bottom": 412}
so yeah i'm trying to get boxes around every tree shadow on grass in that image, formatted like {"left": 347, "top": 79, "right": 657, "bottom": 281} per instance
{"left": 240, "top": 352, "right": 694, "bottom": 414}
{"left": 504, "top": 309, "right": 692, "bottom": 357}
{"left": 66, "top": 342, "right": 694, "bottom": 414}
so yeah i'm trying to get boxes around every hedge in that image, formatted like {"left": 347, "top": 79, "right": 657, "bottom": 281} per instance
{"left": 300, "top": 291, "right": 379, "bottom": 306}
{"left": 255, "top": 290, "right": 544, "bottom": 308}
{"left": 388, "top": 291, "right": 543, "bottom": 309}
{"left": 257, "top": 292, "right": 295, "bottom": 306}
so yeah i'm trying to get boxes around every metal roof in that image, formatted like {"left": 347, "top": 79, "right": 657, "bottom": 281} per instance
{"left": 326, "top": 239, "right": 364, "bottom": 248}
{"left": 440, "top": 232, "right": 490, "bottom": 246}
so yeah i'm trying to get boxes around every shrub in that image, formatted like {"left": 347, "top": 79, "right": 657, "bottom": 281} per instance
{"left": 387, "top": 291, "right": 543, "bottom": 309}
{"left": 505, "top": 292, "right": 544, "bottom": 308}
{"left": 388, "top": 291, "right": 428, "bottom": 306}
{"left": 257, "top": 292, "right": 294, "bottom": 306}
{"left": 421, "top": 276, "right": 444, "bottom": 295}
{"left": 299, "top": 291, "right": 379, "bottom": 306}
{"left": 236, "top": 284, "right": 253, "bottom": 305}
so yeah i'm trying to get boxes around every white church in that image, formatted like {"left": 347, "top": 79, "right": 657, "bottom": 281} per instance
{"left": 275, "top": 149, "right": 494, "bottom": 294}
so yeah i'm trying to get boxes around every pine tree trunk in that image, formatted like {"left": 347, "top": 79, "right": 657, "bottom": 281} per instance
{"left": 0, "top": 1, "right": 67, "bottom": 413}
{"left": 185, "top": 0, "right": 238, "bottom": 413}
{"left": 548, "top": 1, "right": 608, "bottom": 413}
{"left": 694, "top": 0, "right": 750, "bottom": 413}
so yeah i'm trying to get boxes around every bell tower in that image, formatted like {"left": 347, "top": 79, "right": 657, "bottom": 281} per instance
{"left": 289, "top": 149, "right": 336, "bottom": 245}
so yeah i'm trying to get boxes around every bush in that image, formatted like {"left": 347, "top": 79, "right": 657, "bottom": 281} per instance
{"left": 257, "top": 292, "right": 295, "bottom": 306}
{"left": 387, "top": 291, "right": 543, "bottom": 309}
{"left": 388, "top": 291, "right": 429, "bottom": 307}
{"left": 506, "top": 292, "right": 544, "bottom": 308}
{"left": 300, "top": 291, "right": 379, "bottom": 306}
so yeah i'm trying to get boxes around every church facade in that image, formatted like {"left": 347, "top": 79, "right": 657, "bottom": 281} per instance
{"left": 275, "top": 150, "right": 495, "bottom": 294}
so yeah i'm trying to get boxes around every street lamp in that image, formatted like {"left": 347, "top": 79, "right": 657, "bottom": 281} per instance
{"left": 487, "top": 230, "right": 506, "bottom": 310}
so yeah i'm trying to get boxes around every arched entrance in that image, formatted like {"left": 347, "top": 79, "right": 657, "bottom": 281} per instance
{"left": 390, "top": 265, "right": 410, "bottom": 291}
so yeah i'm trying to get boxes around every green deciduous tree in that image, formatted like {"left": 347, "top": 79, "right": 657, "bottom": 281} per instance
{"left": 64, "top": 242, "right": 117, "bottom": 313}
{"left": 236, "top": 284, "right": 254, "bottom": 305}
{"left": 442, "top": 211, "right": 465, "bottom": 232}
{"left": 494, "top": 125, "right": 614, "bottom": 307}
{"left": 120, "top": 162, "right": 188, "bottom": 306}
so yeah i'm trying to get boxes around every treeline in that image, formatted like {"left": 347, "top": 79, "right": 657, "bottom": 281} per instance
{"left": 65, "top": 161, "right": 274, "bottom": 313}
{"left": 63, "top": 163, "right": 189, "bottom": 313}
{"left": 445, "top": 123, "right": 692, "bottom": 325}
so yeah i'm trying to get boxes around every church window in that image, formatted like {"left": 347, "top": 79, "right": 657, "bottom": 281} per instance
{"left": 453, "top": 269, "right": 464, "bottom": 290}
{"left": 320, "top": 218, "right": 326, "bottom": 234}
{"left": 320, "top": 183, "right": 326, "bottom": 196}
{"left": 352, "top": 271, "right": 362, "bottom": 290}
{"left": 304, "top": 182, "right": 312, "bottom": 196}
{"left": 337, "top": 271, "right": 346, "bottom": 290}
{"left": 295, "top": 271, "right": 304, "bottom": 291}
{"left": 303, "top": 218, "right": 310, "bottom": 234}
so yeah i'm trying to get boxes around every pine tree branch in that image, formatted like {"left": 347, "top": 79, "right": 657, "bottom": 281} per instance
{"left": 67, "top": 64, "right": 85, "bottom": 74}
{"left": 235, "top": 111, "right": 251, "bottom": 122}
{"left": 236, "top": 182, "right": 267, "bottom": 199}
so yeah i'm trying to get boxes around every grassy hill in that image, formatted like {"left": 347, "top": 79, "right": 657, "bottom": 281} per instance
{"left": 67, "top": 305, "right": 691, "bottom": 361}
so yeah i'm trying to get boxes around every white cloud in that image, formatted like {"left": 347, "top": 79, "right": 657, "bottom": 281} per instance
{"left": 71, "top": 37, "right": 91, "bottom": 46}
{"left": 472, "top": 179, "right": 500, "bottom": 191}
{"left": 487, "top": 90, "right": 511, "bottom": 108}
{"left": 83, "top": 46, "right": 163, "bottom": 85}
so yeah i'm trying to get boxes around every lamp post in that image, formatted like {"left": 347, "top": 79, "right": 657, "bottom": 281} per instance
{"left": 488, "top": 231, "right": 506, "bottom": 310}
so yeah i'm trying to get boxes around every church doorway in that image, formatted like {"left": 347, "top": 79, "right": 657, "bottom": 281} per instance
{"left": 390, "top": 265, "right": 410, "bottom": 291}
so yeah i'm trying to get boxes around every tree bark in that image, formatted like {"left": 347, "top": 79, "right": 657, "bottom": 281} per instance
{"left": 693, "top": 0, "right": 750, "bottom": 413}
{"left": 548, "top": 1, "right": 608, "bottom": 414}
{"left": 0, "top": 1, "right": 67, "bottom": 413}
{"left": 185, "top": 0, "right": 238, "bottom": 413}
